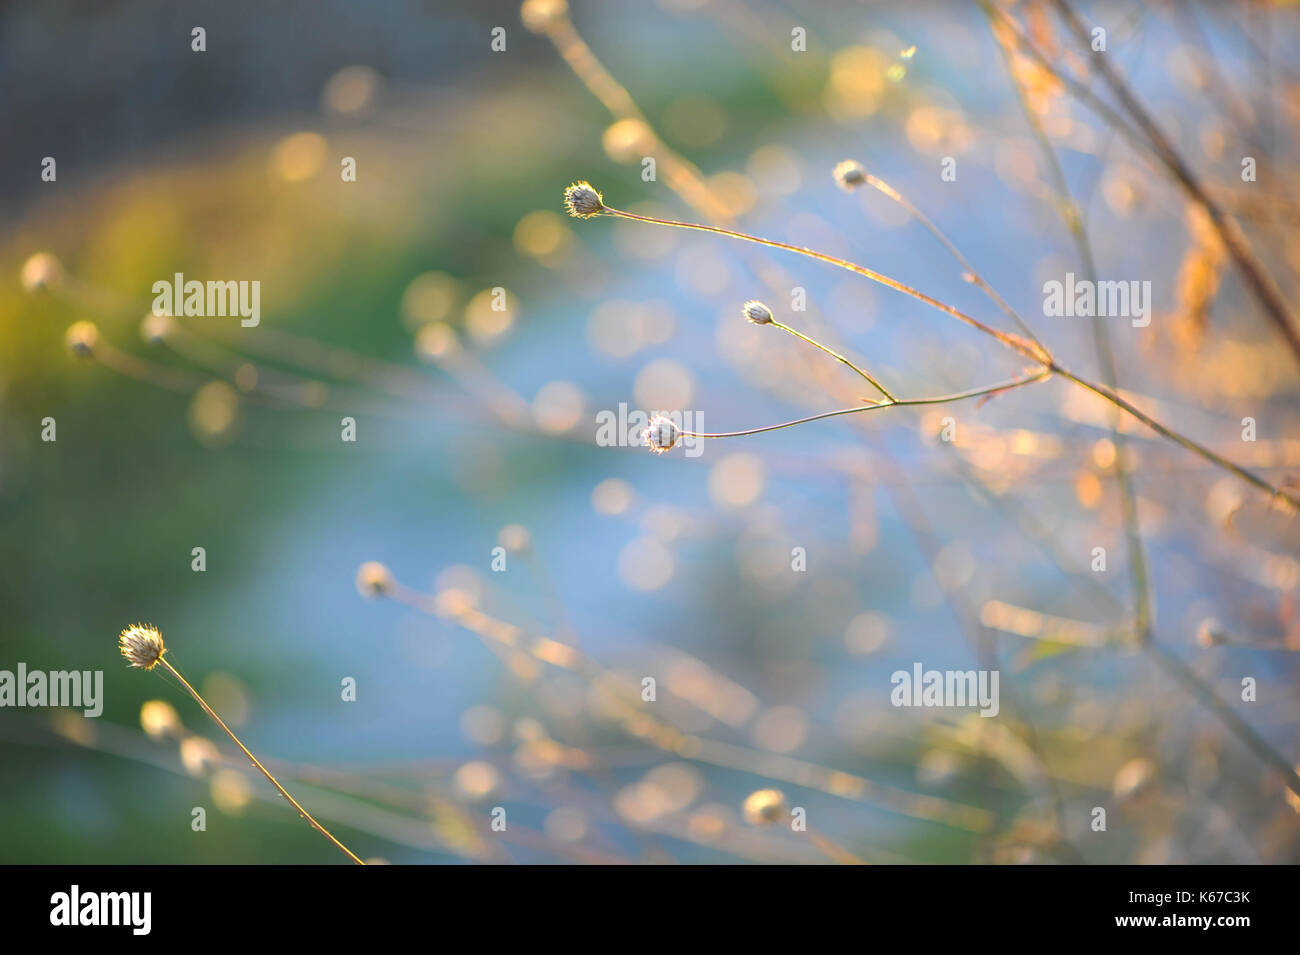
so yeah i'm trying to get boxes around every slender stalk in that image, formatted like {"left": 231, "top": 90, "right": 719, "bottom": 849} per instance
{"left": 1049, "top": 364, "right": 1294, "bottom": 508}
{"left": 808, "top": 830, "right": 866, "bottom": 865}
{"left": 852, "top": 170, "right": 1046, "bottom": 352}
{"left": 771, "top": 320, "right": 895, "bottom": 401}
{"left": 986, "top": 7, "right": 1152, "bottom": 642}
{"left": 158, "top": 657, "right": 366, "bottom": 865}
{"left": 987, "top": 0, "right": 1300, "bottom": 366}
{"left": 683, "top": 370, "right": 1050, "bottom": 440}
{"left": 598, "top": 204, "right": 1047, "bottom": 362}
{"left": 595, "top": 203, "right": 1299, "bottom": 509}
{"left": 385, "top": 579, "right": 994, "bottom": 833}
{"left": 1144, "top": 642, "right": 1300, "bottom": 801}
{"left": 949, "top": 448, "right": 1300, "bottom": 801}
{"left": 1049, "top": 0, "right": 1300, "bottom": 365}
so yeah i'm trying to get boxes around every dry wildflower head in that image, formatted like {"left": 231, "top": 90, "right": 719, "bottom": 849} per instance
{"left": 356, "top": 561, "right": 393, "bottom": 598}
{"left": 833, "top": 159, "right": 867, "bottom": 191}
{"left": 118, "top": 623, "right": 166, "bottom": 670}
{"left": 20, "top": 252, "right": 63, "bottom": 293}
{"left": 1195, "top": 617, "right": 1224, "bottom": 648}
{"left": 742, "top": 787, "right": 787, "bottom": 826}
{"left": 65, "top": 321, "right": 99, "bottom": 358}
{"left": 140, "top": 313, "right": 175, "bottom": 346}
{"left": 521, "top": 0, "right": 567, "bottom": 33}
{"left": 741, "top": 300, "right": 774, "bottom": 325}
{"left": 641, "top": 415, "right": 681, "bottom": 454}
{"left": 563, "top": 180, "right": 604, "bottom": 218}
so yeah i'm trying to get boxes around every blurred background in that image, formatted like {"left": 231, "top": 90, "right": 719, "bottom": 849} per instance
{"left": 2, "top": 0, "right": 1298, "bottom": 864}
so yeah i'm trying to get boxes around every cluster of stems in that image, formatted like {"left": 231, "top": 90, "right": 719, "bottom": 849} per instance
{"left": 572, "top": 188, "right": 1296, "bottom": 513}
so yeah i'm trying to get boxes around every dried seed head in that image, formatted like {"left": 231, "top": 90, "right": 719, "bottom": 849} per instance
{"left": 563, "top": 181, "right": 604, "bottom": 219}
{"left": 741, "top": 300, "right": 774, "bottom": 325}
{"left": 1195, "top": 617, "right": 1224, "bottom": 648}
{"left": 356, "top": 561, "right": 393, "bottom": 598}
{"left": 20, "top": 252, "right": 63, "bottom": 293}
{"left": 521, "top": 0, "right": 568, "bottom": 33}
{"left": 641, "top": 415, "right": 681, "bottom": 454}
{"left": 742, "top": 788, "right": 787, "bottom": 826}
{"left": 833, "top": 159, "right": 867, "bottom": 191}
{"left": 119, "top": 623, "right": 166, "bottom": 670}
{"left": 65, "top": 321, "right": 99, "bottom": 358}
{"left": 140, "top": 313, "right": 175, "bottom": 345}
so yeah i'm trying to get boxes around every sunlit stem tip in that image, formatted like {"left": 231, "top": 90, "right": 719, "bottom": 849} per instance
{"left": 771, "top": 320, "right": 895, "bottom": 402}
{"left": 743, "top": 300, "right": 894, "bottom": 401}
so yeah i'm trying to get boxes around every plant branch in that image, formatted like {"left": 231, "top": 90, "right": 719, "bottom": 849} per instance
{"left": 159, "top": 657, "right": 366, "bottom": 865}
{"left": 683, "top": 369, "right": 1050, "bottom": 440}
{"left": 1046, "top": 0, "right": 1300, "bottom": 365}
{"left": 596, "top": 202, "right": 1298, "bottom": 509}
{"left": 771, "top": 320, "right": 896, "bottom": 401}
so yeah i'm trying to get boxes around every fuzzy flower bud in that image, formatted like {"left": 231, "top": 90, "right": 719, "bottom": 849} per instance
{"left": 356, "top": 561, "right": 393, "bottom": 598}
{"left": 140, "top": 313, "right": 175, "bottom": 346}
{"left": 832, "top": 159, "right": 867, "bottom": 191}
{"left": 20, "top": 252, "right": 63, "bottom": 293}
{"left": 119, "top": 624, "right": 166, "bottom": 670}
{"left": 641, "top": 415, "right": 681, "bottom": 454}
{"left": 741, "top": 300, "right": 774, "bottom": 325}
{"left": 563, "top": 181, "right": 604, "bottom": 219}
{"left": 65, "top": 321, "right": 99, "bottom": 358}
{"left": 742, "top": 788, "right": 787, "bottom": 826}
{"left": 521, "top": 0, "right": 567, "bottom": 33}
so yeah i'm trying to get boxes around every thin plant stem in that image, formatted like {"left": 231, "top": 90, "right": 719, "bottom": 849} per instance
{"left": 537, "top": 9, "right": 732, "bottom": 222}
{"left": 594, "top": 203, "right": 1299, "bottom": 509}
{"left": 1049, "top": 365, "right": 1292, "bottom": 507}
{"left": 598, "top": 204, "right": 1046, "bottom": 362}
{"left": 771, "top": 320, "right": 895, "bottom": 401}
{"left": 808, "top": 829, "right": 866, "bottom": 865}
{"left": 683, "top": 370, "right": 1050, "bottom": 440}
{"left": 384, "top": 579, "right": 994, "bottom": 832}
{"left": 852, "top": 171, "right": 1046, "bottom": 352}
{"left": 986, "top": 8, "right": 1152, "bottom": 642}
{"left": 1143, "top": 642, "right": 1300, "bottom": 801}
{"left": 1049, "top": 0, "right": 1300, "bottom": 365}
{"left": 157, "top": 657, "right": 366, "bottom": 865}
{"left": 954, "top": 452, "right": 1300, "bottom": 801}
{"left": 987, "top": 0, "right": 1300, "bottom": 366}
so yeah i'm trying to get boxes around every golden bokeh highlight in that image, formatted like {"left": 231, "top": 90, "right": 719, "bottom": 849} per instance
{"left": 464, "top": 288, "right": 516, "bottom": 344}
{"left": 270, "top": 131, "right": 327, "bottom": 182}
